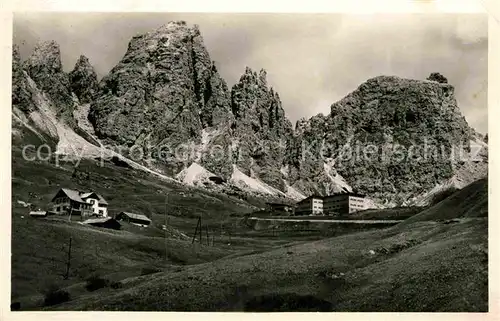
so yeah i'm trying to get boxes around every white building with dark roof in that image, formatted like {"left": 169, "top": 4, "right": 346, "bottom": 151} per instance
{"left": 322, "top": 193, "right": 367, "bottom": 215}
{"left": 295, "top": 195, "right": 324, "bottom": 215}
{"left": 80, "top": 192, "right": 109, "bottom": 217}
{"left": 50, "top": 188, "right": 108, "bottom": 218}
{"left": 294, "top": 193, "right": 367, "bottom": 216}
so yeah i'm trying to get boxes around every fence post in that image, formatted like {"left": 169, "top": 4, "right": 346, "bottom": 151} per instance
{"left": 192, "top": 217, "right": 201, "bottom": 244}
{"left": 64, "top": 237, "right": 72, "bottom": 279}
{"left": 199, "top": 217, "right": 203, "bottom": 244}
{"left": 164, "top": 194, "right": 168, "bottom": 262}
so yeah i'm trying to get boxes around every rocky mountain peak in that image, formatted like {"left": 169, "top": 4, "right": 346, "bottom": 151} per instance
{"left": 24, "top": 40, "right": 63, "bottom": 76}
{"left": 12, "top": 44, "right": 21, "bottom": 67}
{"left": 236, "top": 67, "right": 268, "bottom": 86}
{"left": 258, "top": 69, "right": 267, "bottom": 84}
{"left": 288, "top": 74, "right": 480, "bottom": 204}
{"left": 23, "top": 40, "right": 75, "bottom": 119}
{"left": 12, "top": 44, "right": 32, "bottom": 111}
{"left": 69, "top": 55, "right": 99, "bottom": 104}
{"left": 427, "top": 72, "right": 448, "bottom": 84}
{"left": 11, "top": 22, "right": 486, "bottom": 205}
{"left": 226, "top": 66, "right": 293, "bottom": 189}
{"left": 74, "top": 54, "right": 91, "bottom": 66}
{"left": 231, "top": 66, "right": 292, "bottom": 137}
{"left": 89, "top": 22, "right": 233, "bottom": 175}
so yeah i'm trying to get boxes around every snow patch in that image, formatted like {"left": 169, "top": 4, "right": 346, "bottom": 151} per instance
{"left": 323, "top": 159, "right": 352, "bottom": 193}
{"left": 55, "top": 124, "right": 104, "bottom": 157}
{"left": 12, "top": 107, "right": 50, "bottom": 142}
{"left": 176, "top": 163, "right": 216, "bottom": 186}
{"left": 113, "top": 153, "right": 178, "bottom": 182}
{"left": 280, "top": 165, "right": 289, "bottom": 177}
{"left": 471, "top": 138, "right": 488, "bottom": 149}
{"left": 364, "top": 198, "right": 386, "bottom": 210}
{"left": 73, "top": 103, "right": 95, "bottom": 135}
{"left": 230, "top": 165, "right": 286, "bottom": 197}
{"left": 29, "top": 111, "right": 59, "bottom": 139}
{"left": 16, "top": 69, "right": 180, "bottom": 185}
{"left": 284, "top": 181, "right": 306, "bottom": 201}
{"left": 194, "top": 128, "right": 220, "bottom": 162}
{"left": 23, "top": 74, "right": 103, "bottom": 157}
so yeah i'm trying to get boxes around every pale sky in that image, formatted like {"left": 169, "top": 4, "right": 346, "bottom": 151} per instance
{"left": 13, "top": 13, "right": 488, "bottom": 134}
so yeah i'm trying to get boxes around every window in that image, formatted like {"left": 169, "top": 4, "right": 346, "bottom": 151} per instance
{"left": 57, "top": 207, "right": 61, "bottom": 212}
{"left": 99, "top": 210, "right": 103, "bottom": 215}
{"left": 90, "top": 200, "right": 95, "bottom": 205}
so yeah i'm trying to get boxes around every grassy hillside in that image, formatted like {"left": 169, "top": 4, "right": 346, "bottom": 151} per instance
{"left": 39, "top": 178, "right": 488, "bottom": 312}
{"left": 50, "top": 217, "right": 487, "bottom": 312}
{"left": 399, "top": 178, "right": 488, "bottom": 226}
{"left": 11, "top": 146, "right": 279, "bottom": 309}
{"left": 11, "top": 208, "right": 233, "bottom": 301}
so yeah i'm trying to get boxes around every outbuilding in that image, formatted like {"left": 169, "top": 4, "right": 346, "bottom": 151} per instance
{"left": 115, "top": 212, "right": 152, "bottom": 227}
{"left": 82, "top": 217, "right": 121, "bottom": 230}
{"left": 29, "top": 210, "right": 47, "bottom": 217}
{"left": 265, "top": 202, "right": 295, "bottom": 215}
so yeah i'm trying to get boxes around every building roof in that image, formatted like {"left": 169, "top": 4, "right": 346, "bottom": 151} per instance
{"left": 80, "top": 192, "right": 108, "bottom": 205}
{"left": 79, "top": 192, "right": 94, "bottom": 199}
{"left": 52, "top": 188, "right": 109, "bottom": 205}
{"left": 96, "top": 194, "right": 108, "bottom": 205}
{"left": 296, "top": 192, "right": 366, "bottom": 205}
{"left": 29, "top": 211, "right": 47, "bottom": 216}
{"left": 323, "top": 192, "right": 366, "bottom": 199}
{"left": 118, "top": 212, "right": 151, "bottom": 222}
{"left": 54, "top": 188, "right": 86, "bottom": 203}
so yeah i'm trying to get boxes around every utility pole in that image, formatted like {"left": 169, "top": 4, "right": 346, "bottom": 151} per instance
{"left": 164, "top": 193, "right": 168, "bottom": 262}
{"left": 220, "top": 212, "right": 224, "bottom": 244}
{"left": 64, "top": 237, "right": 72, "bottom": 280}
{"left": 199, "top": 216, "right": 203, "bottom": 244}
{"left": 192, "top": 216, "right": 202, "bottom": 244}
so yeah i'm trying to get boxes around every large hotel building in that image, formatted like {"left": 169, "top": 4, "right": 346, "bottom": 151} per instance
{"left": 295, "top": 193, "right": 367, "bottom": 216}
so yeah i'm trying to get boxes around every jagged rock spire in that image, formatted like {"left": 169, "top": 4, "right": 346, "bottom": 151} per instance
{"left": 23, "top": 40, "right": 75, "bottom": 118}
{"left": 69, "top": 55, "right": 99, "bottom": 104}
{"left": 12, "top": 44, "right": 32, "bottom": 109}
